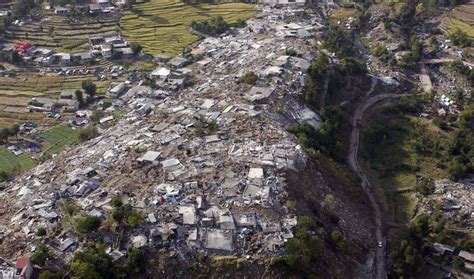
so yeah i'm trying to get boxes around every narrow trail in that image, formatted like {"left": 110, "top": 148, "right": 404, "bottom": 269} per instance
{"left": 348, "top": 77, "right": 401, "bottom": 279}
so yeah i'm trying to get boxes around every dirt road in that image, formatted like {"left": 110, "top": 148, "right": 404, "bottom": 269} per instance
{"left": 348, "top": 78, "right": 400, "bottom": 279}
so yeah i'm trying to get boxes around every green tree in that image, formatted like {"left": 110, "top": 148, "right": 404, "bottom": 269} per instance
{"left": 75, "top": 216, "right": 101, "bottom": 233}
{"left": 9, "top": 124, "right": 19, "bottom": 140}
{"left": 127, "top": 210, "right": 143, "bottom": 226}
{"left": 36, "top": 227, "right": 47, "bottom": 237}
{"left": 75, "top": 89, "right": 85, "bottom": 107}
{"left": 81, "top": 80, "right": 97, "bottom": 98}
{"left": 130, "top": 43, "right": 143, "bottom": 55}
{"left": 78, "top": 125, "right": 99, "bottom": 142}
{"left": 31, "top": 244, "right": 50, "bottom": 266}
{"left": 90, "top": 110, "right": 104, "bottom": 124}
{"left": 450, "top": 28, "right": 472, "bottom": 48}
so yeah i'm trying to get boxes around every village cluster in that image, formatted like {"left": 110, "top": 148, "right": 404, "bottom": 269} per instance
{"left": 0, "top": 33, "right": 132, "bottom": 68}
{"left": 0, "top": 6, "right": 327, "bottom": 277}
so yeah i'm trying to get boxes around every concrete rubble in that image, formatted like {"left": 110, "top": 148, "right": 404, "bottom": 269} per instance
{"left": 0, "top": 6, "right": 326, "bottom": 265}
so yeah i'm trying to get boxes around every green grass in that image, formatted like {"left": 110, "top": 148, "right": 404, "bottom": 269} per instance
{"left": 447, "top": 17, "right": 474, "bottom": 39}
{"left": 120, "top": 0, "right": 256, "bottom": 56}
{"left": 0, "top": 147, "right": 36, "bottom": 174}
{"left": 361, "top": 115, "right": 448, "bottom": 223}
{"left": 41, "top": 125, "right": 79, "bottom": 155}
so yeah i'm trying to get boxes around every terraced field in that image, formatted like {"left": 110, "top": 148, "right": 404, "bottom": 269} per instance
{"left": 41, "top": 124, "right": 79, "bottom": 155}
{"left": 120, "top": 0, "right": 256, "bottom": 56}
{"left": 441, "top": 0, "right": 474, "bottom": 39}
{"left": 4, "top": 13, "right": 121, "bottom": 53}
{"left": 0, "top": 147, "right": 36, "bottom": 174}
{"left": 0, "top": 71, "right": 111, "bottom": 126}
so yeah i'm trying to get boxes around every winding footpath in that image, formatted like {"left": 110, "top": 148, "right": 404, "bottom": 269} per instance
{"left": 348, "top": 78, "right": 401, "bottom": 279}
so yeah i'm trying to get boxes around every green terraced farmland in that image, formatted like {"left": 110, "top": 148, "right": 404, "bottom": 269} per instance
{"left": 0, "top": 147, "right": 36, "bottom": 174}
{"left": 4, "top": 13, "right": 121, "bottom": 53}
{"left": 0, "top": 71, "right": 111, "bottom": 126}
{"left": 41, "top": 125, "right": 79, "bottom": 155}
{"left": 120, "top": 0, "right": 256, "bottom": 56}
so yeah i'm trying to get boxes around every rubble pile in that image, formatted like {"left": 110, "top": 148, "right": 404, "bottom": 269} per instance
{"left": 0, "top": 6, "right": 326, "bottom": 263}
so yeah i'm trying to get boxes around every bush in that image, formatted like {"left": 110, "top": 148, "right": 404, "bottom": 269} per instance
{"left": 81, "top": 80, "right": 97, "bottom": 98}
{"left": 90, "top": 110, "right": 105, "bottom": 124}
{"left": 330, "top": 230, "right": 351, "bottom": 253}
{"left": 36, "top": 227, "right": 47, "bottom": 237}
{"left": 237, "top": 72, "right": 258, "bottom": 85}
{"left": 31, "top": 244, "right": 50, "bottom": 266}
{"left": 281, "top": 215, "right": 323, "bottom": 274}
{"left": 191, "top": 16, "right": 229, "bottom": 35}
{"left": 78, "top": 125, "right": 99, "bottom": 142}
{"left": 127, "top": 210, "right": 144, "bottom": 226}
{"left": 110, "top": 196, "right": 123, "bottom": 208}
{"left": 75, "top": 216, "right": 101, "bottom": 233}
{"left": 450, "top": 28, "right": 472, "bottom": 48}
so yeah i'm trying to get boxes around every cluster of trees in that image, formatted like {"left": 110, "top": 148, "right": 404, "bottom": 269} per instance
{"left": 75, "top": 80, "right": 97, "bottom": 107}
{"left": 38, "top": 245, "right": 146, "bottom": 279}
{"left": 304, "top": 53, "right": 330, "bottom": 108}
{"left": 398, "top": 0, "right": 418, "bottom": 33}
{"left": 324, "top": 24, "right": 356, "bottom": 58}
{"left": 400, "top": 35, "right": 423, "bottom": 67}
{"left": 191, "top": 16, "right": 229, "bottom": 36}
{"left": 340, "top": 57, "right": 367, "bottom": 75}
{"left": 368, "top": 95, "right": 473, "bottom": 181}
{"left": 12, "top": 0, "right": 37, "bottom": 19}
{"left": 450, "top": 28, "right": 472, "bottom": 48}
{"left": 277, "top": 216, "right": 324, "bottom": 274}
{"left": 0, "top": 124, "right": 19, "bottom": 143}
{"left": 75, "top": 215, "right": 101, "bottom": 233}
{"left": 288, "top": 107, "right": 344, "bottom": 160}
{"left": 391, "top": 215, "right": 431, "bottom": 277}
{"left": 110, "top": 197, "right": 144, "bottom": 226}
{"left": 451, "top": 60, "right": 474, "bottom": 83}
{"left": 446, "top": 120, "right": 474, "bottom": 180}
{"left": 0, "top": 50, "right": 22, "bottom": 64}
{"left": 373, "top": 44, "right": 391, "bottom": 63}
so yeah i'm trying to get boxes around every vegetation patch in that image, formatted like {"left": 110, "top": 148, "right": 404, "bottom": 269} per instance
{"left": 41, "top": 125, "right": 79, "bottom": 155}
{"left": 0, "top": 147, "right": 36, "bottom": 177}
{"left": 119, "top": 0, "right": 256, "bottom": 56}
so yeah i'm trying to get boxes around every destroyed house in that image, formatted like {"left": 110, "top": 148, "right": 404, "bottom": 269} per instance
{"left": 168, "top": 56, "right": 188, "bottom": 68}
{"left": 107, "top": 82, "right": 128, "bottom": 98}
{"left": 16, "top": 256, "right": 33, "bottom": 279}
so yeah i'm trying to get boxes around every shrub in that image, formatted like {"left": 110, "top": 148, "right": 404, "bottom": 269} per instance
{"left": 78, "top": 125, "right": 99, "bottom": 142}
{"left": 81, "top": 80, "right": 97, "bottom": 98}
{"left": 75, "top": 216, "right": 101, "bottom": 233}
{"left": 31, "top": 244, "right": 50, "bottom": 266}
{"left": 110, "top": 196, "right": 123, "bottom": 208}
{"left": 237, "top": 72, "right": 258, "bottom": 85}
{"left": 127, "top": 210, "right": 144, "bottom": 226}
{"left": 36, "top": 227, "right": 47, "bottom": 237}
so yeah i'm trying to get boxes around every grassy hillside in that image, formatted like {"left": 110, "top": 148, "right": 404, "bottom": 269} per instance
{"left": 119, "top": 0, "right": 256, "bottom": 56}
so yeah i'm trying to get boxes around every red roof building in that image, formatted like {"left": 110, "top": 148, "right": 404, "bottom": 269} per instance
{"left": 13, "top": 41, "right": 33, "bottom": 53}
{"left": 16, "top": 256, "right": 33, "bottom": 279}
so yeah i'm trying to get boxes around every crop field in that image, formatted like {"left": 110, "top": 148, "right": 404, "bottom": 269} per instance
{"left": 41, "top": 124, "right": 78, "bottom": 155}
{"left": 0, "top": 147, "right": 36, "bottom": 174}
{"left": 0, "top": 71, "right": 111, "bottom": 126}
{"left": 442, "top": 0, "right": 474, "bottom": 39}
{"left": 4, "top": 12, "right": 120, "bottom": 53}
{"left": 120, "top": 0, "right": 256, "bottom": 56}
